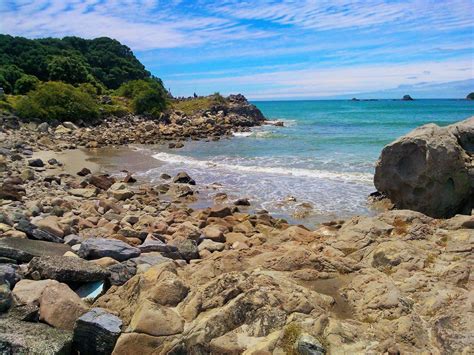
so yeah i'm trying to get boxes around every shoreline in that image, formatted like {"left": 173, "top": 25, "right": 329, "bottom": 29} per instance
{"left": 0, "top": 114, "right": 473, "bottom": 353}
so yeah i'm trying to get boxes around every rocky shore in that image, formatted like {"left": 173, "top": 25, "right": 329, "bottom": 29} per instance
{"left": 0, "top": 111, "right": 473, "bottom": 354}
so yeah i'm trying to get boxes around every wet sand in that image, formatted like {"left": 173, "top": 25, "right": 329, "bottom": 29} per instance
{"left": 33, "top": 146, "right": 163, "bottom": 177}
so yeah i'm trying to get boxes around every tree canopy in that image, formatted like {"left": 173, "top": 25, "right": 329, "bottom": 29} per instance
{"left": 0, "top": 35, "right": 150, "bottom": 90}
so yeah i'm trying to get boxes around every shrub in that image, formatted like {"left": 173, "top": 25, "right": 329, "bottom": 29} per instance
{"left": 116, "top": 78, "right": 167, "bottom": 116}
{"left": 15, "top": 81, "right": 99, "bottom": 122}
{"left": 14, "top": 74, "right": 39, "bottom": 94}
{"left": 0, "top": 65, "right": 24, "bottom": 93}
{"left": 47, "top": 55, "right": 90, "bottom": 85}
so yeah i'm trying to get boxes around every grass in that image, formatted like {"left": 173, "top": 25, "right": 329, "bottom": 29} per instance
{"left": 392, "top": 218, "right": 409, "bottom": 236}
{"left": 171, "top": 93, "right": 226, "bottom": 115}
{"left": 280, "top": 323, "right": 302, "bottom": 355}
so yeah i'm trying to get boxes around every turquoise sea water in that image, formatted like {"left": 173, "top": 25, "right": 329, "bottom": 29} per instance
{"left": 141, "top": 99, "right": 474, "bottom": 224}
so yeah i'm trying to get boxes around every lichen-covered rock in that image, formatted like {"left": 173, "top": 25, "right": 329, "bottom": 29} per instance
{"left": 0, "top": 318, "right": 72, "bottom": 354}
{"left": 27, "top": 255, "right": 109, "bottom": 283}
{"left": 374, "top": 117, "right": 473, "bottom": 217}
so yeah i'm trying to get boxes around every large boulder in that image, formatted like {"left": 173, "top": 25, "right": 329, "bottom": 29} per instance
{"left": 0, "top": 238, "right": 71, "bottom": 263}
{"left": 0, "top": 318, "right": 73, "bottom": 354}
{"left": 78, "top": 238, "right": 141, "bottom": 262}
{"left": 27, "top": 256, "right": 109, "bottom": 283}
{"left": 73, "top": 308, "right": 122, "bottom": 355}
{"left": 39, "top": 282, "right": 89, "bottom": 330}
{"left": 374, "top": 117, "right": 474, "bottom": 218}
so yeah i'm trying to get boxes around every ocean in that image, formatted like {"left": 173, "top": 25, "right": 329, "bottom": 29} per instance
{"left": 138, "top": 99, "right": 474, "bottom": 225}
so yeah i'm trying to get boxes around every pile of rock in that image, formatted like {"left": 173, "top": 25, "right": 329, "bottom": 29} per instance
{"left": 1, "top": 116, "right": 473, "bottom": 353}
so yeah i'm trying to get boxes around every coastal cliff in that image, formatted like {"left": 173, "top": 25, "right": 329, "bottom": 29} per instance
{"left": 0, "top": 115, "right": 473, "bottom": 353}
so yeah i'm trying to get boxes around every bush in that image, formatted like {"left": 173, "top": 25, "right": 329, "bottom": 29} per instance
{"left": 116, "top": 78, "right": 167, "bottom": 116}
{"left": 47, "top": 55, "right": 89, "bottom": 85}
{"left": 14, "top": 74, "right": 39, "bottom": 94}
{"left": 15, "top": 81, "right": 99, "bottom": 122}
{"left": 0, "top": 65, "right": 24, "bottom": 93}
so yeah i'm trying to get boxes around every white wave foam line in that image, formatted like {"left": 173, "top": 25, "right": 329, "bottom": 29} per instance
{"left": 232, "top": 131, "right": 253, "bottom": 137}
{"left": 152, "top": 152, "right": 373, "bottom": 183}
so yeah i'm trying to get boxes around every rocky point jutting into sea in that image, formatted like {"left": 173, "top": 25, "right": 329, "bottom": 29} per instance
{"left": 0, "top": 98, "right": 473, "bottom": 354}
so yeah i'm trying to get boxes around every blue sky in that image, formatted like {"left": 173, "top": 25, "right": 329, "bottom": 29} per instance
{"left": 1, "top": 0, "right": 473, "bottom": 99}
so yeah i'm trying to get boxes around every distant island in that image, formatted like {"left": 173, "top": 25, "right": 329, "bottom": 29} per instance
{"left": 467, "top": 92, "right": 474, "bottom": 100}
{"left": 402, "top": 94, "right": 414, "bottom": 101}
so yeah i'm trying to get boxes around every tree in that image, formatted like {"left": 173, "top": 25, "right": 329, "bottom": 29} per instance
{"left": 0, "top": 64, "right": 24, "bottom": 93}
{"left": 116, "top": 79, "right": 167, "bottom": 116}
{"left": 15, "top": 81, "right": 99, "bottom": 123}
{"left": 47, "top": 55, "right": 89, "bottom": 84}
{"left": 14, "top": 74, "right": 39, "bottom": 94}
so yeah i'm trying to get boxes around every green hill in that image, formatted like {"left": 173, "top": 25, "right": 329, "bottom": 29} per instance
{"left": 0, "top": 35, "right": 150, "bottom": 93}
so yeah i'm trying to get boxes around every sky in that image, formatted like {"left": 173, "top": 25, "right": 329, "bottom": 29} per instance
{"left": 1, "top": 0, "right": 473, "bottom": 99}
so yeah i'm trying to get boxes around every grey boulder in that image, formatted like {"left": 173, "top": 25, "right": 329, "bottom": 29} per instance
{"left": 27, "top": 256, "right": 109, "bottom": 283}
{"left": 73, "top": 308, "right": 122, "bottom": 355}
{"left": 374, "top": 117, "right": 473, "bottom": 218}
{"left": 78, "top": 238, "right": 140, "bottom": 262}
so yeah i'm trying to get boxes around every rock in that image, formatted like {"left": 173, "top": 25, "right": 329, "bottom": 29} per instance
{"left": 160, "top": 173, "right": 171, "bottom": 180}
{"left": 37, "top": 122, "right": 49, "bottom": 132}
{"left": 35, "top": 215, "right": 64, "bottom": 238}
{"left": 12, "top": 279, "right": 59, "bottom": 305}
{"left": 28, "top": 158, "right": 44, "bottom": 167}
{"left": 106, "top": 261, "right": 137, "bottom": 286}
{"left": 234, "top": 198, "right": 250, "bottom": 206}
{"left": 16, "top": 219, "right": 63, "bottom": 243}
{"left": 69, "top": 188, "right": 98, "bottom": 198}
{"left": 27, "top": 256, "right": 109, "bottom": 283}
{"left": 173, "top": 172, "right": 196, "bottom": 185}
{"left": 123, "top": 172, "right": 136, "bottom": 183}
{"left": 202, "top": 225, "right": 226, "bottom": 242}
{"left": 55, "top": 125, "right": 72, "bottom": 134}
{"left": 138, "top": 235, "right": 180, "bottom": 256}
{"left": 0, "top": 283, "right": 12, "bottom": 312}
{"left": 171, "top": 239, "right": 199, "bottom": 261}
{"left": 0, "top": 238, "right": 71, "bottom": 263}
{"left": 89, "top": 175, "right": 115, "bottom": 190}
{"left": 63, "top": 234, "right": 84, "bottom": 246}
{"left": 77, "top": 167, "right": 92, "bottom": 176}
{"left": 21, "top": 168, "right": 35, "bottom": 181}
{"left": 0, "top": 185, "right": 22, "bottom": 201}
{"left": 402, "top": 94, "right": 414, "bottom": 100}
{"left": 110, "top": 188, "right": 134, "bottom": 201}
{"left": 39, "top": 282, "right": 88, "bottom": 330}
{"left": 73, "top": 308, "right": 122, "bottom": 355}
{"left": 129, "top": 299, "right": 184, "bottom": 336}
{"left": 296, "top": 334, "right": 326, "bottom": 355}
{"left": 0, "top": 318, "right": 73, "bottom": 354}
{"left": 78, "top": 238, "right": 141, "bottom": 262}
{"left": 0, "top": 264, "right": 21, "bottom": 288}
{"left": 209, "top": 206, "right": 232, "bottom": 218}
{"left": 374, "top": 117, "right": 473, "bottom": 218}
{"left": 63, "top": 121, "right": 78, "bottom": 130}
{"left": 198, "top": 239, "right": 225, "bottom": 252}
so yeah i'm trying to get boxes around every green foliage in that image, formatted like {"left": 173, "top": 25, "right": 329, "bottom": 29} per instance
{"left": 116, "top": 79, "right": 167, "bottom": 116}
{"left": 0, "top": 35, "right": 151, "bottom": 90}
{"left": 14, "top": 74, "right": 39, "bottom": 94}
{"left": 0, "top": 65, "right": 25, "bottom": 93}
{"left": 47, "top": 55, "right": 89, "bottom": 84}
{"left": 15, "top": 81, "right": 99, "bottom": 122}
{"left": 171, "top": 94, "right": 229, "bottom": 115}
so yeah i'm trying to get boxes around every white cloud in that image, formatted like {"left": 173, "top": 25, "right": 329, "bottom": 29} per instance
{"left": 166, "top": 58, "right": 474, "bottom": 98}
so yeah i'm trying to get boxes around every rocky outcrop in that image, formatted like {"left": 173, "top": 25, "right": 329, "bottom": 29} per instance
{"left": 374, "top": 117, "right": 474, "bottom": 218}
